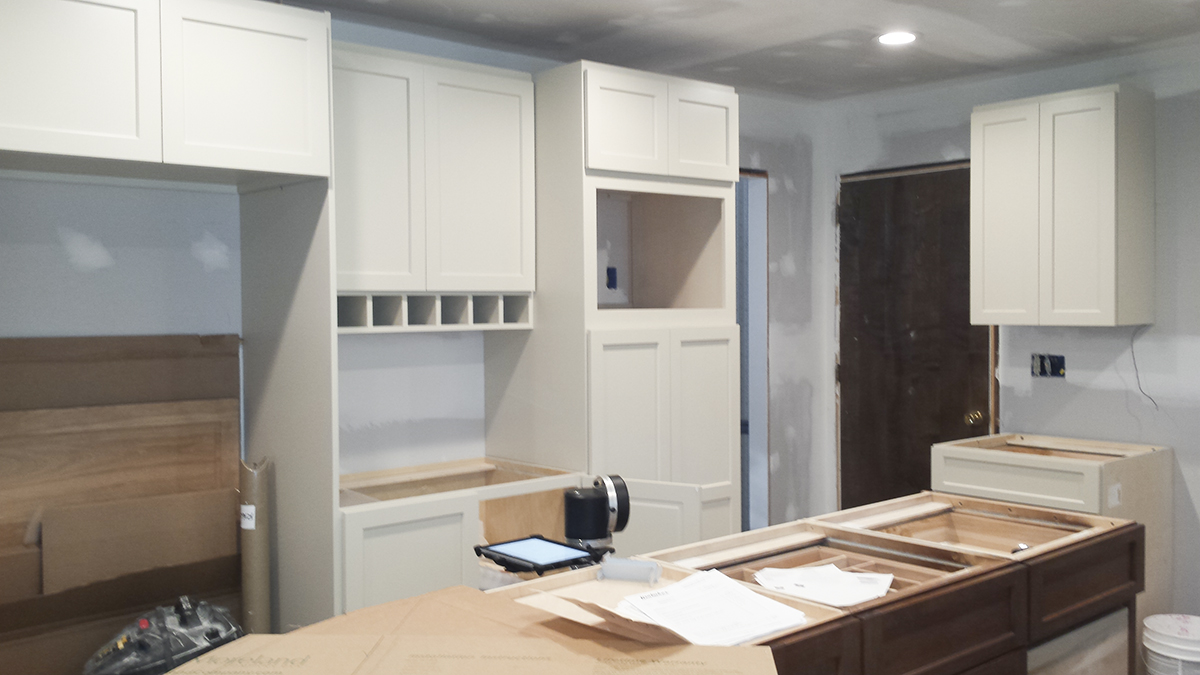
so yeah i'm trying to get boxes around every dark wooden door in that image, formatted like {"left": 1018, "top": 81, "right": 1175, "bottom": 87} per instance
{"left": 838, "top": 165, "right": 990, "bottom": 509}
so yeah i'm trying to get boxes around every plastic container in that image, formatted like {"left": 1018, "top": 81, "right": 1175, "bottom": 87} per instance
{"left": 1144, "top": 614, "right": 1200, "bottom": 675}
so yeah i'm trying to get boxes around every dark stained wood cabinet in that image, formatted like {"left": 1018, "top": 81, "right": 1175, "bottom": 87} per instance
{"left": 769, "top": 615, "right": 862, "bottom": 675}
{"left": 858, "top": 564, "right": 1028, "bottom": 675}
{"left": 1026, "top": 523, "right": 1144, "bottom": 643}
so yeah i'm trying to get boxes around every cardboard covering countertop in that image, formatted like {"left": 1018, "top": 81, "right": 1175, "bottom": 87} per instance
{"left": 167, "top": 585, "right": 779, "bottom": 674}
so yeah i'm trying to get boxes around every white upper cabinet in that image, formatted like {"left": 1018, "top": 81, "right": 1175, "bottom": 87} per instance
{"left": 585, "top": 63, "right": 738, "bottom": 182}
{"left": 333, "top": 50, "right": 425, "bottom": 292}
{"left": 332, "top": 45, "right": 534, "bottom": 294}
{"left": 160, "top": 0, "right": 330, "bottom": 176}
{"left": 424, "top": 66, "right": 535, "bottom": 292}
{"left": 668, "top": 81, "right": 739, "bottom": 182}
{"left": 585, "top": 68, "right": 670, "bottom": 176}
{"left": 0, "top": 0, "right": 162, "bottom": 162}
{"left": 970, "top": 84, "right": 1155, "bottom": 326}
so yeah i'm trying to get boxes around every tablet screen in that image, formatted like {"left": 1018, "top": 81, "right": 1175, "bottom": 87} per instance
{"left": 486, "top": 538, "right": 592, "bottom": 566}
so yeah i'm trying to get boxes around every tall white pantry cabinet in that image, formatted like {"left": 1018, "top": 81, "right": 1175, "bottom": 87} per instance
{"left": 486, "top": 61, "right": 742, "bottom": 555}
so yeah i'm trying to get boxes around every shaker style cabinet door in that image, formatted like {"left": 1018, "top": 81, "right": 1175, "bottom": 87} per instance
{"left": 342, "top": 492, "right": 480, "bottom": 612}
{"left": 588, "top": 329, "right": 672, "bottom": 481}
{"left": 333, "top": 50, "right": 425, "bottom": 292}
{"left": 0, "top": 0, "right": 162, "bottom": 162}
{"left": 970, "top": 102, "right": 1040, "bottom": 325}
{"left": 424, "top": 66, "right": 535, "bottom": 292}
{"left": 611, "top": 479, "right": 701, "bottom": 556}
{"left": 669, "top": 82, "right": 739, "bottom": 182}
{"left": 670, "top": 325, "right": 739, "bottom": 486}
{"left": 1038, "top": 91, "right": 1117, "bottom": 326}
{"left": 160, "top": 0, "right": 330, "bottom": 176}
{"left": 585, "top": 67, "right": 671, "bottom": 176}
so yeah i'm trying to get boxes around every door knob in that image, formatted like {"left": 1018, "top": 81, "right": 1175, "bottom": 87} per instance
{"left": 964, "top": 410, "right": 985, "bottom": 426}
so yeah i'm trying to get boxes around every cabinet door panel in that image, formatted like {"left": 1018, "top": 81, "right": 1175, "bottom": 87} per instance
{"left": 425, "top": 67, "right": 534, "bottom": 292}
{"left": 1039, "top": 92, "right": 1116, "bottom": 325}
{"left": 671, "top": 326, "right": 739, "bottom": 486}
{"left": 0, "top": 0, "right": 161, "bottom": 161}
{"left": 161, "top": 0, "right": 330, "bottom": 175}
{"left": 589, "top": 329, "right": 671, "bottom": 480}
{"left": 343, "top": 493, "right": 480, "bottom": 612}
{"left": 333, "top": 52, "right": 425, "bottom": 292}
{"left": 611, "top": 479, "right": 700, "bottom": 556}
{"left": 970, "top": 103, "right": 1040, "bottom": 325}
{"left": 585, "top": 68, "right": 670, "bottom": 175}
{"left": 669, "top": 82, "right": 738, "bottom": 182}
{"left": 699, "top": 481, "right": 738, "bottom": 540}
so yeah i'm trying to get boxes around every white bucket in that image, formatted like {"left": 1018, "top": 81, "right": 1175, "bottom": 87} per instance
{"left": 1144, "top": 614, "right": 1200, "bottom": 675}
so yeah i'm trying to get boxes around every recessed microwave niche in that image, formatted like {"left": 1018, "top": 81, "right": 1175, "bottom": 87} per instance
{"left": 596, "top": 189, "right": 725, "bottom": 310}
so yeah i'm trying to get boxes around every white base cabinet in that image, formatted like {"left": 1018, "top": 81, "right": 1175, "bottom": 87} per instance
{"left": 333, "top": 44, "right": 535, "bottom": 295}
{"left": 970, "top": 84, "right": 1154, "bottom": 326}
{"left": 341, "top": 464, "right": 583, "bottom": 612}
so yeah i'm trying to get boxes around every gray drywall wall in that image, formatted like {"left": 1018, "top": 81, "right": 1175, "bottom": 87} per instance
{"left": 0, "top": 174, "right": 240, "bottom": 338}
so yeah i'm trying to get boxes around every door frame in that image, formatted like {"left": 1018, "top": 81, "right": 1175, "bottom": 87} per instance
{"left": 834, "top": 160, "right": 998, "bottom": 509}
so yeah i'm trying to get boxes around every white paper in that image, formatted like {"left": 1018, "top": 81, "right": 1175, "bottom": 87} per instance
{"left": 622, "top": 570, "right": 807, "bottom": 646}
{"left": 753, "top": 564, "right": 892, "bottom": 607}
{"left": 240, "top": 504, "right": 256, "bottom": 530}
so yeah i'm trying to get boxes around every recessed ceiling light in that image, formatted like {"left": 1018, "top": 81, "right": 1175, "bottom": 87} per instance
{"left": 878, "top": 31, "right": 917, "bottom": 46}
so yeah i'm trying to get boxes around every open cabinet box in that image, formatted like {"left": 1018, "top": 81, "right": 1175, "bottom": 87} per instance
{"left": 643, "top": 522, "right": 1029, "bottom": 675}
{"left": 811, "top": 492, "right": 1145, "bottom": 647}
{"left": 339, "top": 458, "right": 586, "bottom": 611}
{"left": 487, "top": 561, "right": 863, "bottom": 675}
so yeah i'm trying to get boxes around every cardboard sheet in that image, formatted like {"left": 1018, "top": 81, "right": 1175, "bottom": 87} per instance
{"left": 168, "top": 633, "right": 778, "bottom": 675}
{"left": 41, "top": 488, "right": 238, "bottom": 594}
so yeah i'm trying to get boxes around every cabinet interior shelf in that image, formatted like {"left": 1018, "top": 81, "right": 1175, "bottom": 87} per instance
{"left": 337, "top": 293, "right": 532, "bottom": 333}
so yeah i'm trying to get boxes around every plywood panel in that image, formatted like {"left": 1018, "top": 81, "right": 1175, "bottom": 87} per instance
{"left": 0, "top": 399, "right": 240, "bottom": 531}
{"left": 0, "top": 334, "right": 240, "bottom": 412}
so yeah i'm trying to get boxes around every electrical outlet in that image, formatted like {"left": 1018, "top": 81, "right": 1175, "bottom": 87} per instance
{"left": 1031, "top": 354, "right": 1066, "bottom": 377}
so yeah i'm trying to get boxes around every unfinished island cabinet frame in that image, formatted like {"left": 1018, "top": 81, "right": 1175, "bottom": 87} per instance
{"left": 332, "top": 43, "right": 535, "bottom": 295}
{"left": 970, "top": 84, "right": 1154, "bottom": 326}
{"left": 0, "top": 0, "right": 163, "bottom": 162}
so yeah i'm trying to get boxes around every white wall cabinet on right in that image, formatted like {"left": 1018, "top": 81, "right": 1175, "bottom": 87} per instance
{"left": 585, "top": 63, "right": 739, "bottom": 182}
{"left": 970, "top": 84, "right": 1154, "bottom": 326}
{"left": 333, "top": 44, "right": 535, "bottom": 295}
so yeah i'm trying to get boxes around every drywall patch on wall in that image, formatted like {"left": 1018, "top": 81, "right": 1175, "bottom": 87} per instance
{"left": 338, "top": 331, "right": 486, "bottom": 475}
{"left": 0, "top": 176, "right": 240, "bottom": 338}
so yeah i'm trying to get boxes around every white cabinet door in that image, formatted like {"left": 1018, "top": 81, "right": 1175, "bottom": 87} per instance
{"left": 670, "top": 326, "right": 739, "bottom": 486}
{"left": 1039, "top": 91, "right": 1117, "bottom": 326}
{"left": 585, "top": 67, "right": 670, "bottom": 176}
{"left": 612, "top": 479, "right": 701, "bottom": 556}
{"left": 0, "top": 0, "right": 161, "bottom": 162}
{"left": 424, "top": 67, "right": 535, "bottom": 292}
{"left": 699, "top": 482, "right": 738, "bottom": 540}
{"left": 161, "top": 0, "right": 330, "bottom": 176}
{"left": 970, "top": 102, "right": 1041, "bottom": 325}
{"left": 342, "top": 492, "right": 480, "bottom": 612}
{"left": 333, "top": 50, "right": 425, "bottom": 292}
{"left": 669, "top": 82, "right": 738, "bottom": 182}
{"left": 589, "top": 329, "right": 671, "bottom": 480}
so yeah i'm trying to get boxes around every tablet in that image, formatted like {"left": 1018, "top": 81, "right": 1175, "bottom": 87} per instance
{"left": 475, "top": 535, "right": 599, "bottom": 575}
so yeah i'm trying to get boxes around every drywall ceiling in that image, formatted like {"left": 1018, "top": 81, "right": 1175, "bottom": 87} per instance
{"left": 299, "top": 0, "right": 1200, "bottom": 99}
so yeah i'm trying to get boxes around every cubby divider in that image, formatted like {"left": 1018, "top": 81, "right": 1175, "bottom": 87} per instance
{"left": 336, "top": 293, "right": 532, "bottom": 333}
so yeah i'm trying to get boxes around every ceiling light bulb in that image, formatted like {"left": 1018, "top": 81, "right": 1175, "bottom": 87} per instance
{"left": 878, "top": 31, "right": 917, "bottom": 46}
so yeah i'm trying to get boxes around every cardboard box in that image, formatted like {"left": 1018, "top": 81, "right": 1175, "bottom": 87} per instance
{"left": 170, "top": 634, "right": 778, "bottom": 675}
{"left": 41, "top": 489, "right": 238, "bottom": 594}
{"left": 0, "top": 544, "right": 40, "bottom": 603}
